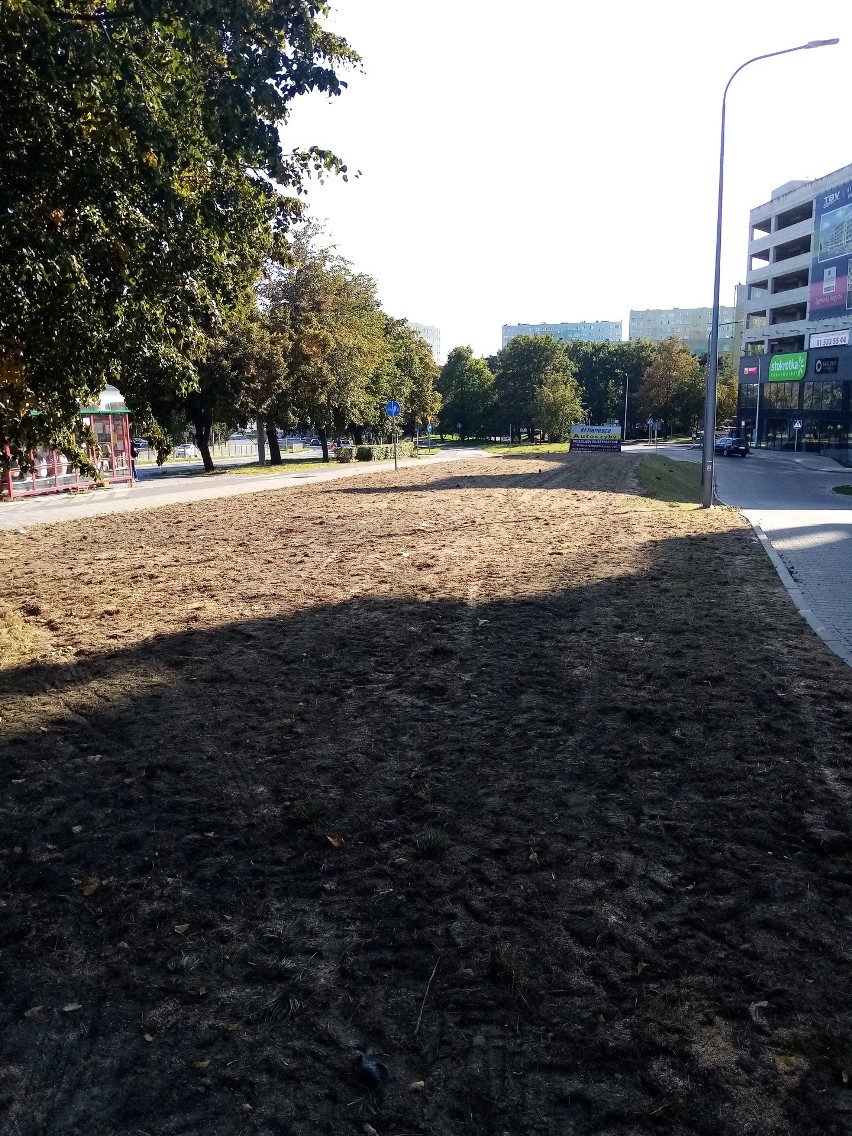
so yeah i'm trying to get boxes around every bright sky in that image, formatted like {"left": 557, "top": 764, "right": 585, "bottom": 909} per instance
{"left": 285, "top": 1, "right": 851, "bottom": 359}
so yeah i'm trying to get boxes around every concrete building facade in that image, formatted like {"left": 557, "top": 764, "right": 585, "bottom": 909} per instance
{"left": 742, "top": 162, "right": 852, "bottom": 357}
{"left": 629, "top": 307, "right": 737, "bottom": 356}
{"left": 501, "top": 321, "right": 622, "bottom": 348}
{"left": 406, "top": 322, "right": 441, "bottom": 365}
{"left": 736, "top": 162, "right": 852, "bottom": 457}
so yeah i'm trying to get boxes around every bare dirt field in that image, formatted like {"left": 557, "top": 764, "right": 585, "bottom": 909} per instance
{"left": 2, "top": 451, "right": 852, "bottom": 1136}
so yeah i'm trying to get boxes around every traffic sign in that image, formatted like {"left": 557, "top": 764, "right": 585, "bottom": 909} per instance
{"left": 646, "top": 416, "right": 654, "bottom": 426}
{"left": 385, "top": 400, "right": 400, "bottom": 418}
{"left": 426, "top": 423, "right": 433, "bottom": 434}
{"left": 793, "top": 419, "right": 802, "bottom": 430}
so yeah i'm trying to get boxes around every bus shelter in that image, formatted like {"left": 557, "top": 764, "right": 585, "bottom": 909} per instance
{"left": 2, "top": 404, "right": 133, "bottom": 499}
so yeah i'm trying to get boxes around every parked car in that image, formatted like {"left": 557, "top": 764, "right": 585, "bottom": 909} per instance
{"left": 228, "top": 432, "right": 251, "bottom": 443}
{"left": 714, "top": 428, "right": 750, "bottom": 457}
{"left": 174, "top": 443, "right": 200, "bottom": 458}
{"left": 132, "top": 437, "right": 149, "bottom": 448}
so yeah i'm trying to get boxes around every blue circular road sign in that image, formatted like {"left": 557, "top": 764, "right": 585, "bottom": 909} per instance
{"left": 426, "top": 423, "right": 433, "bottom": 434}
{"left": 385, "top": 400, "right": 401, "bottom": 418}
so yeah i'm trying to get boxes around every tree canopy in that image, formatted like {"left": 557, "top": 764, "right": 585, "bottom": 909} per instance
{"left": 0, "top": 0, "right": 358, "bottom": 470}
{"left": 437, "top": 347, "right": 495, "bottom": 440}
{"left": 493, "top": 335, "right": 583, "bottom": 440}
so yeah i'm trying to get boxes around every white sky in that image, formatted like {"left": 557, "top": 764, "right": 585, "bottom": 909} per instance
{"left": 284, "top": 1, "right": 851, "bottom": 358}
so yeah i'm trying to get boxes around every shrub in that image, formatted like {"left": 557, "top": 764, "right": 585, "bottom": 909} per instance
{"left": 335, "top": 446, "right": 355, "bottom": 463}
{"left": 352, "top": 441, "right": 415, "bottom": 462}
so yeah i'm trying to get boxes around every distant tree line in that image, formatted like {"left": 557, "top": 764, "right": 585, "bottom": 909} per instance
{"left": 437, "top": 336, "right": 738, "bottom": 441}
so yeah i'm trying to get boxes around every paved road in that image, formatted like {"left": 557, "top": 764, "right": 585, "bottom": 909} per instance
{"left": 636, "top": 442, "right": 852, "bottom": 665}
{"left": 0, "top": 447, "right": 489, "bottom": 530}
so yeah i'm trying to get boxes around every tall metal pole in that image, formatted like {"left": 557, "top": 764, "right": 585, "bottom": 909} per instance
{"left": 621, "top": 372, "right": 629, "bottom": 442}
{"left": 701, "top": 38, "right": 839, "bottom": 509}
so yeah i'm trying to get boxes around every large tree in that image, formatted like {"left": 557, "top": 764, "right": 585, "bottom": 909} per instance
{"left": 564, "top": 340, "right": 659, "bottom": 433}
{"left": 437, "top": 346, "right": 495, "bottom": 441}
{"left": 493, "top": 335, "right": 582, "bottom": 440}
{"left": 260, "top": 226, "right": 387, "bottom": 462}
{"left": 0, "top": 0, "right": 357, "bottom": 472}
{"left": 370, "top": 319, "right": 441, "bottom": 442}
{"left": 637, "top": 337, "right": 704, "bottom": 435}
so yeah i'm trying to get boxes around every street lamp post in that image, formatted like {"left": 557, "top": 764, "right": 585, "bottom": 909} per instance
{"left": 619, "top": 371, "right": 629, "bottom": 443}
{"left": 701, "top": 37, "right": 839, "bottom": 508}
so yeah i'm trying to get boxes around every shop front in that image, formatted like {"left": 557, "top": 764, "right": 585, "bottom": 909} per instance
{"left": 737, "top": 345, "right": 852, "bottom": 457}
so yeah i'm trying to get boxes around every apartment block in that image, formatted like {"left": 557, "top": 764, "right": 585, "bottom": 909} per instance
{"left": 501, "top": 321, "right": 622, "bottom": 348}
{"left": 406, "top": 321, "right": 441, "bottom": 364}
{"left": 628, "top": 307, "right": 737, "bottom": 356}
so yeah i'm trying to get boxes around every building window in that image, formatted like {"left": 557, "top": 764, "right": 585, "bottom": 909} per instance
{"left": 764, "top": 381, "right": 801, "bottom": 410}
{"left": 740, "top": 383, "right": 758, "bottom": 408}
{"left": 803, "top": 381, "right": 843, "bottom": 411}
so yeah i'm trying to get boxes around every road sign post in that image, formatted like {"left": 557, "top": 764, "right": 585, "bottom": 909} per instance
{"left": 385, "top": 400, "right": 400, "bottom": 470}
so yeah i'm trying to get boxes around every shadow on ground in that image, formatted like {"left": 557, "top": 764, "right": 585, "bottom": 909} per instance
{"left": 3, "top": 524, "right": 852, "bottom": 1136}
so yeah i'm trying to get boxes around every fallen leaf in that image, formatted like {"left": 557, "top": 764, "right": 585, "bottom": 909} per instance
{"left": 409, "top": 765, "right": 421, "bottom": 778}
{"left": 409, "top": 1079, "right": 426, "bottom": 1092}
{"left": 326, "top": 835, "right": 345, "bottom": 850}
{"left": 81, "top": 878, "right": 101, "bottom": 897}
{"left": 174, "top": 924, "right": 190, "bottom": 935}
{"left": 143, "top": 1033, "right": 154, "bottom": 1043}
{"left": 391, "top": 856, "right": 409, "bottom": 867}
{"left": 477, "top": 619, "right": 490, "bottom": 626}
{"left": 24, "top": 1006, "right": 43, "bottom": 1019}
{"left": 192, "top": 1059, "right": 210, "bottom": 1071}
{"left": 414, "top": 788, "right": 430, "bottom": 801}
{"left": 528, "top": 850, "right": 539, "bottom": 863}
{"left": 636, "top": 960, "right": 649, "bottom": 975}
{"left": 242, "top": 1103, "right": 253, "bottom": 1111}
{"left": 62, "top": 1003, "right": 82, "bottom": 1013}
{"left": 843, "top": 1068, "right": 849, "bottom": 1085}
{"left": 71, "top": 825, "right": 83, "bottom": 834}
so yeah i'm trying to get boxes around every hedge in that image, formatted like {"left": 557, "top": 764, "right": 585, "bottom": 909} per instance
{"left": 336, "top": 441, "right": 415, "bottom": 463}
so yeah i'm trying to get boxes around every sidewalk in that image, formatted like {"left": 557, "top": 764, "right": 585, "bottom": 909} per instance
{"left": 0, "top": 446, "right": 490, "bottom": 530}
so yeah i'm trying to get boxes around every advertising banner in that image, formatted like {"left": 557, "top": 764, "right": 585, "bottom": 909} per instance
{"left": 570, "top": 424, "right": 622, "bottom": 452}
{"left": 810, "top": 329, "right": 849, "bottom": 348}
{"left": 810, "top": 180, "right": 852, "bottom": 322}
{"left": 767, "top": 351, "right": 807, "bottom": 382}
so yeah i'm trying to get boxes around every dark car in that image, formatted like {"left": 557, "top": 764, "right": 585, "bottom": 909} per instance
{"left": 715, "top": 428, "right": 750, "bottom": 457}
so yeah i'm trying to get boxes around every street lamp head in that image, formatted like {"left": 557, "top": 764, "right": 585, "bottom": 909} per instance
{"left": 805, "top": 38, "right": 840, "bottom": 48}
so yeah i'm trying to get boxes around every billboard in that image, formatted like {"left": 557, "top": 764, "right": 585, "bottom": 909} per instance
{"left": 570, "top": 424, "right": 621, "bottom": 452}
{"left": 810, "top": 180, "right": 852, "bottom": 322}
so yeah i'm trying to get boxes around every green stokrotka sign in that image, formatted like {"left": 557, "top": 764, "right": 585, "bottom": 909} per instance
{"left": 768, "top": 351, "right": 808, "bottom": 381}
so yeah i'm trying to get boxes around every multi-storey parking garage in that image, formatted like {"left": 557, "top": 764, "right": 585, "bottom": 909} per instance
{"left": 737, "top": 163, "right": 852, "bottom": 458}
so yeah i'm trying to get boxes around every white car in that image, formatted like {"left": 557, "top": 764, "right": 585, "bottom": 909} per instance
{"left": 174, "top": 443, "right": 200, "bottom": 458}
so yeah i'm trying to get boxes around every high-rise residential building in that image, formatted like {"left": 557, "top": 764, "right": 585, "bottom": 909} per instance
{"left": 628, "top": 307, "right": 737, "bottom": 356}
{"left": 735, "top": 162, "right": 852, "bottom": 457}
{"left": 501, "top": 321, "right": 622, "bottom": 348}
{"left": 406, "top": 321, "right": 441, "bottom": 364}
{"left": 742, "top": 161, "right": 852, "bottom": 357}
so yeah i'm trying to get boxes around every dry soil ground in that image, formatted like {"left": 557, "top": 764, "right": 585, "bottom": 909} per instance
{"left": 2, "top": 451, "right": 852, "bottom": 1136}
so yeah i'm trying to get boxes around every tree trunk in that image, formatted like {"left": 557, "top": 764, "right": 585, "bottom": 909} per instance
{"left": 318, "top": 426, "right": 330, "bottom": 463}
{"left": 265, "top": 419, "right": 282, "bottom": 464}
{"left": 192, "top": 412, "right": 215, "bottom": 472}
{"left": 351, "top": 424, "right": 364, "bottom": 445}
